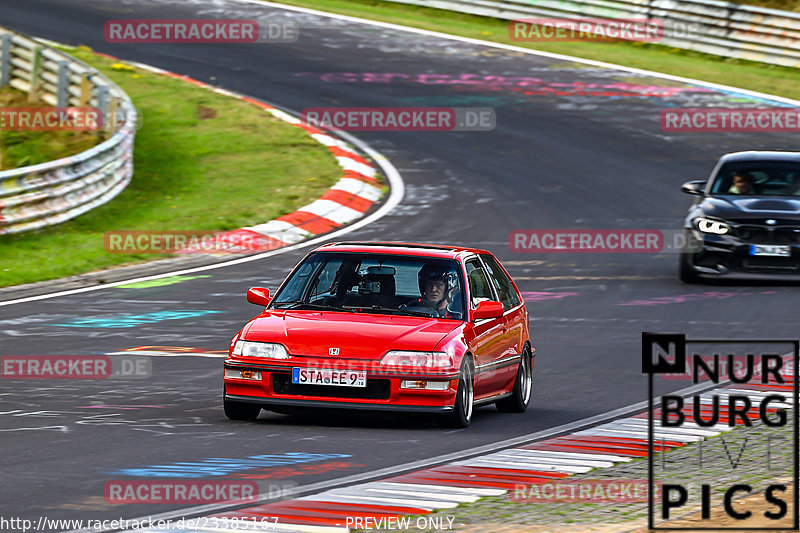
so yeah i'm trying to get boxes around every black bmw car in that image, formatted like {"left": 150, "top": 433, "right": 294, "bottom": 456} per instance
{"left": 680, "top": 151, "right": 800, "bottom": 283}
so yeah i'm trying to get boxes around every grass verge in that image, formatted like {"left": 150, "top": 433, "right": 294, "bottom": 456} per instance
{"left": 271, "top": 0, "right": 800, "bottom": 101}
{"left": 0, "top": 47, "right": 346, "bottom": 288}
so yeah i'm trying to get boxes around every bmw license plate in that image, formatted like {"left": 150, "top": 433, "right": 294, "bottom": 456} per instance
{"left": 750, "top": 245, "right": 791, "bottom": 257}
{"left": 292, "top": 368, "right": 366, "bottom": 387}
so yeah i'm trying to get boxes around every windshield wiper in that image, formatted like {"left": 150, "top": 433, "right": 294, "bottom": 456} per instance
{"left": 278, "top": 301, "right": 355, "bottom": 312}
{"left": 342, "top": 305, "right": 433, "bottom": 318}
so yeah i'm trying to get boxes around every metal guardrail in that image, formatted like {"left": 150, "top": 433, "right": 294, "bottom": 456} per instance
{"left": 0, "top": 27, "right": 136, "bottom": 235}
{"left": 385, "top": 0, "right": 800, "bottom": 67}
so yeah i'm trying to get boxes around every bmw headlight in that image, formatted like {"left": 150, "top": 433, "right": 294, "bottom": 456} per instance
{"left": 695, "top": 218, "right": 730, "bottom": 235}
{"left": 380, "top": 350, "right": 452, "bottom": 368}
{"left": 232, "top": 341, "right": 289, "bottom": 359}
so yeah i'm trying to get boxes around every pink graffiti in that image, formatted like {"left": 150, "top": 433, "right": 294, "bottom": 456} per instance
{"left": 295, "top": 72, "right": 714, "bottom": 98}
{"left": 76, "top": 405, "right": 165, "bottom": 409}
{"left": 521, "top": 291, "right": 578, "bottom": 301}
{"left": 618, "top": 291, "right": 776, "bottom": 306}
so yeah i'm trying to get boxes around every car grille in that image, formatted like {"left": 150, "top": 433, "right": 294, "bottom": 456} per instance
{"left": 733, "top": 225, "right": 800, "bottom": 244}
{"left": 272, "top": 373, "right": 391, "bottom": 400}
{"left": 742, "top": 257, "right": 800, "bottom": 270}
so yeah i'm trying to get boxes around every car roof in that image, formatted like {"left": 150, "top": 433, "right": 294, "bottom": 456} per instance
{"left": 719, "top": 151, "right": 800, "bottom": 163}
{"left": 312, "top": 241, "right": 491, "bottom": 259}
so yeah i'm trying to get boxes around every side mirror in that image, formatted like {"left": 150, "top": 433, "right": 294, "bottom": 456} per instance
{"left": 473, "top": 300, "right": 504, "bottom": 320}
{"left": 681, "top": 180, "right": 707, "bottom": 195}
{"left": 246, "top": 287, "right": 271, "bottom": 307}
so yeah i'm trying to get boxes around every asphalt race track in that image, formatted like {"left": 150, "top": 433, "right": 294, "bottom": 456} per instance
{"left": 1, "top": 0, "right": 798, "bottom": 528}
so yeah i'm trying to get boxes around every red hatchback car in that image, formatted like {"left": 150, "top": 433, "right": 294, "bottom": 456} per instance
{"left": 223, "top": 242, "right": 534, "bottom": 427}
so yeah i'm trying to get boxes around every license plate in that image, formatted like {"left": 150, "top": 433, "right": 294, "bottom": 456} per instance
{"left": 291, "top": 368, "right": 366, "bottom": 387}
{"left": 750, "top": 245, "right": 791, "bottom": 257}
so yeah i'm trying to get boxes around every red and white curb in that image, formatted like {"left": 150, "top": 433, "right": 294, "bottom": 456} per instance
{"left": 95, "top": 53, "right": 384, "bottom": 256}
{"left": 120, "top": 377, "right": 792, "bottom": 532}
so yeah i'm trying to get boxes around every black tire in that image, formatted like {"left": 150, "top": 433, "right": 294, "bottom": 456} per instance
{"left": 223, "top": 393, "right": 261, "bottom": 421}
{"left": 442, "top": 358, "right": 474, "bottom": 428}
{"left": 679, "top": 251, "right": 700, "bottom": 284}
{"left": 496, "top": 347, "right": 533, "bottom": 413}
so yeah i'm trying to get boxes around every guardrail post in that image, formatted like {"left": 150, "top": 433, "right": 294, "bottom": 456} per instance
{"left": 108, "top": 96, "right": 120, "bottom": 133}
{"left": 97, "top": 84, "right": 109, "bottom": 128}
{"left": 29, "top": 45, "right": 43, "bottom": 102}
{"left": 0, "top": 34, "right": 10, "bottom": 87}
{"left": 56, "top": 60, "right": 69, "bottom": 107}
{"left": 79, "top": 73, "right": 91, "bottom": 106}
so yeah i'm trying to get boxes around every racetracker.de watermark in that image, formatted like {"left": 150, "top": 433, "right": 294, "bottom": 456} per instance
{"left": 226, "top": 360, "right": 458, "bottom": 377}
{"left": 301, "top": 107, "right": 495, "bottom": 131}
{"left": 104, "top": 231, "right": 282, "bottom": 254}
{"left": 0, "top": 107, "right": 102, "bottom": 131}
{"left": 661, "top": 108, "right": 800, "bottom": 132}
{"left": 509, "top": 229, "right": 699, "bottom": 253}
{"left": 104, "top": 19, "right": 298, "bottom": 44}
{"left": 0, "top": 355, "right": 151, "bottom": 379}
{"left": 104, "top": 480, "right": 261, "bottom": 504}
{"left": 511, "top": 480, "right": 658, "bottom": 503}
{"left": 509, "top": 18, "right": 663, "bottom": 42}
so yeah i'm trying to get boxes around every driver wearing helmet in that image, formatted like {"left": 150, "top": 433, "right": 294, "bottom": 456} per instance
{"left": 406, "top": 265, "right": 458, "bottom": 319}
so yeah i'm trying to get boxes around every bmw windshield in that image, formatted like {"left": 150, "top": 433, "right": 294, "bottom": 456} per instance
{"left": 710, "top": 161, "right": 800, "bottom": 197}
{"left": 270, "top": 252, "right": 466, "bottom": 320}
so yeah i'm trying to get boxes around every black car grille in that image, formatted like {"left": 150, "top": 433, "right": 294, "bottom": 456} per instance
{"left": 733, "top": 225, "right": 800, "bottom": 244}
{"left": 742, "top": 257, "right": 800, "bottom": 270}
{"left": 272, "top": 373, "right": 391, "bottom": 400}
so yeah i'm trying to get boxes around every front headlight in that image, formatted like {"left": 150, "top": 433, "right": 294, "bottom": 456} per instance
{"left": 232, "top": 340, "right": 289, "bottom": 359}
{"left": 380, "top": 350, "right": 453, "bottom": 368}
{"left": 695, "top": 218, "right": 730, "bottom": 235}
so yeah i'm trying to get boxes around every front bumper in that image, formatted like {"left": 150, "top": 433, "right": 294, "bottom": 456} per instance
{"left": 224, "top": 394, "right": 454, "bottom": 413}
{"left": 223, "top": 357, "right": 460, "bottom": 411}
{"left": 686, "top": 231, "right": 800, "bottom": 280}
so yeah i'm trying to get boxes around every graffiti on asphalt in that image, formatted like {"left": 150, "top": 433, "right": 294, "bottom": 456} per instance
{"left": 521, "top": 291, "right": 578, "bottom": 302}
{"left": 107, "top": 346, "right": 228, "bottom": 358}
{"left": 47, "top": 310, "right": 222, "bottom": 328}
{"left": 228, "top": 461, "right": 365, "bottom": 480}
{"left": 119, "top": 275, "right": 211, "bottom": 289}
{"left": 111, "top": 453, "right": 353, "bottom": 478}
{"left": 295, "top": 72, "right": 716, "bottom": 98}
{"left": 617, "top": 291, "right": 777, "bottom": 306}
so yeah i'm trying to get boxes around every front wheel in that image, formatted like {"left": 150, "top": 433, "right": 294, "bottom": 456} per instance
{"left": 679, "top": 230, "right": 701, "bottom": 284}
{"left": 223, "top": 390, "right": 261, "bottom": 421}
{"left": 679, "top": 251, "right": 699, "bottom": 284}
{"left": 442, "top": 358, "right": 474, "bottom": 428}
{"left": 496, "top": 347, "right": 533, "bottom": 413}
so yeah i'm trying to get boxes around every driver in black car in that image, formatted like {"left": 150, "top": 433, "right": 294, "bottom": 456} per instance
{"left": 406, "top": 265, "right": 459, "bottom": 319}
{"left": 728, "top": 171, "right": 756, "bottom": 195}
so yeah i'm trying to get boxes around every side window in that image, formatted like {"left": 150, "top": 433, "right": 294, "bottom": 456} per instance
{"left": 481, "top": 255, "right": 521, "bottom": 310}
{"left": 465, "top": 260, "right": 494, "bottom": 309}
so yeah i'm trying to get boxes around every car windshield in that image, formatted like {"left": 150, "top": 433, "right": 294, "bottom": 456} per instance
{"left": 710, "top": 161, "right": 800, "bottom": 197}
{"left": 270, "top": 252, "right": 465, "bottom": 320}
